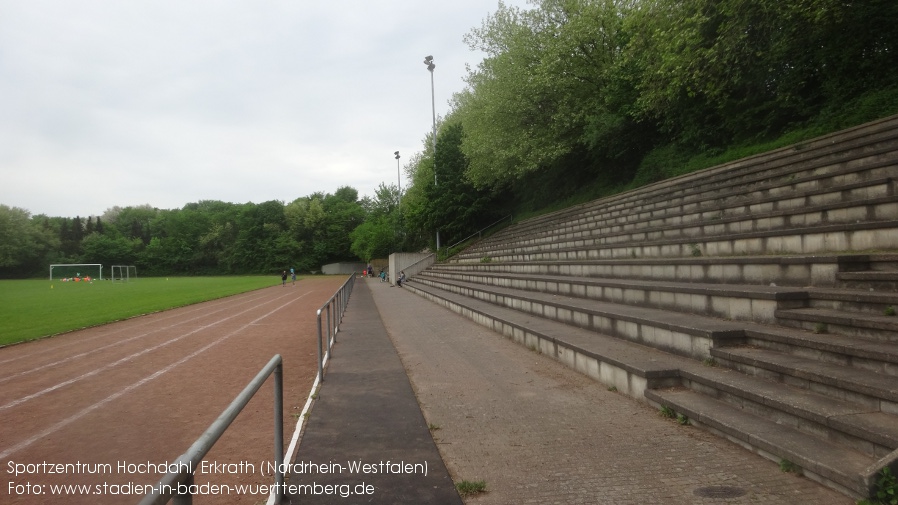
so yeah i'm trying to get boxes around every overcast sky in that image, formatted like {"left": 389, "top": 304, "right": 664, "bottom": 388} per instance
{"left": 0, "top": 1, "right": 526, "bottom": 218}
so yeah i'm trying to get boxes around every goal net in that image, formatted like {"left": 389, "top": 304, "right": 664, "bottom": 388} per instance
{"left": 111, "top": 265, "right": 138, "bottom": 283}
{"left": 50, "top": 263, "right": 103, "bottom": 281}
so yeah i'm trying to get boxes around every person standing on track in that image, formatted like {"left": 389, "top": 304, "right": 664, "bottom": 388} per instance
{"left": 281, "top": 270, "right": 288, "bottom": 286}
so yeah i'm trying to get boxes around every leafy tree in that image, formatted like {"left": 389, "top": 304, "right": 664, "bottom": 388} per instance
{"left": 80, "top": 233, "right": 139, "bottom": 267}
{"left": 623, "top": 0, "right": 898, "bottom": 148}
{"left": 58, "top": 216, "right": 85, "bottom": 257}
{"left": 349, "top": 216, "right": 395, "bottom": 261}
{"left": 458, "top": 0, "right": 635, "bottom": 188}
{"left": 318, "top": 188, "right": 365, "bottom": 263}
{"left": 0, "top": 205, "right": 59, "bottom": 277}
{"left": 350, "top": 183, "right": 404, "bottom": 260}
{"left": 105, "top": 205, "right": 157, "bottom": 245}
{"left": 0, "top": 206, "right": 35, "bottom": 268}
{"left": 401, "top": 119, "right": 507, "bottom": 251}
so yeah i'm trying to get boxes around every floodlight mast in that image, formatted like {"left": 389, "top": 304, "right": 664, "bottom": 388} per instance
{"left": 395, "top": 151, "right": 401, "bottom": 212}
{"left": 423, "top": 55, "right": 440, "bottom": 251}
{"left": 395, "top": 150, "right": 402, "bottom": 253}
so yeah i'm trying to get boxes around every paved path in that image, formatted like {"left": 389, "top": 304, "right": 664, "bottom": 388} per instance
{"left": 366, "top": 278, "right": 853, "bottom": 505}
{"left": 289, "top": 279, "right": 461, "bottom": 504}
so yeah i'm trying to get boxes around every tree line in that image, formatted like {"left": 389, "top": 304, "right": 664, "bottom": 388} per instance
{"left": 3, "top": 0, "right": 896, "bottom": 278}
{"left": 0, "top": 189, "right": 370, "bottom": 277}
{"left": 444, "top": 0, "right": 898, "bottom": 194}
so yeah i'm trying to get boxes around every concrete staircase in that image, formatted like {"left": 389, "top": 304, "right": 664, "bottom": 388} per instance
{"left": 403, "top": 114, "right": 898, "bottom": 500}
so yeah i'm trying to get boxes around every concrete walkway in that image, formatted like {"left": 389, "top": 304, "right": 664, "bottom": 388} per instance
{"left": 293, "top": 278, "right": 853, "bottom": 504}
{"left": 288, "top": 279, "right": 462, "bottom": 504}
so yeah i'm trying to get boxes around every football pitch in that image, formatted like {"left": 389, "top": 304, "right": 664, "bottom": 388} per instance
{"left": 0, "top": 276, "right": 286, "bottom": 346}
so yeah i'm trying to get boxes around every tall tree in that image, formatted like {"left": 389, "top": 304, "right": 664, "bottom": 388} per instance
{"left": 0, "top": 206, "right": 59, "bottom": 277}
{"left": 458, "top": 0, "right": 633, "bottom": 188}
{"left": 350, "top": 183, "right": 403, "bottom": 260}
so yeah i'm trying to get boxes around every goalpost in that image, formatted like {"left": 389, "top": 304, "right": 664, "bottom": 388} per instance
{"left": 49, "top": 263, "right": 103, "bottom": 281}
{"left": 111, "top": 265, "right": 138, "bottom": 283}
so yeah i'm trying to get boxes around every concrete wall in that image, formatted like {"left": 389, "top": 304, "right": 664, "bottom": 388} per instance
{"left": 388, "top": 253, "right": 435, "bottom": 285}
{"left": 321, "top": 262, "right": 366, "bottom": 275}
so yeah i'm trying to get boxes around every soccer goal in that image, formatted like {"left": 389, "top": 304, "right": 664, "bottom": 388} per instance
{"left": 49, "top": 263, "right": 103, "bottom": 281}
{"left": 111, "top": 265, "right": 138, "bottom": 283}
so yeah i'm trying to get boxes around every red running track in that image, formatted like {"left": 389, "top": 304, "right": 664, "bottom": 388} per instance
{"left": 0, "top": 276, "right": 347, "bottom": 505}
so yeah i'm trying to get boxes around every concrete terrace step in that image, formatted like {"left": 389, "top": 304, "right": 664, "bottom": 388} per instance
{"left": 482, "top": 173, "right": 897, "bottom": 252}
{"left": 482, "top": 144, "right": 898, "bottom": 249}
{"left": 804, "top": 286, "right": 898, "bottom": 316}
{"left": 457, "top": 219, "right": 898, "bottom": 262}
{"left": 775, "top": 307, "right": 898, "bottom": 341}
{"left": 438, "top": 254, "right": 858, "bottom": 287}
{"left": 409, "top": 276, "right": 744, "bottom": 360}
{"left": 676, "top": 365, "right": 898, "bottom": 455}
{"left": 739, "top": 323, "right": 898, "bottom": 377}
{"left": 537, "top": 188, "right": 898, "bottom": 250}
{"left": 840, "top": 272, "right": 898, "bottom": 281}
{"left": 636, "top": 130, "right": 898, "bottom": 209}
{"left": 461, "top": 199, "right": 898, "bottom": 260}
{"left": 414, "top": 273, "right": 898, "bottom": 383}
{"left": 838, "top": 271, "right": 898, "bottom": 290}
{"left": 644, "top": 387, "right": 877, "bottom": 498}
{"left": 711, "top": 346, "right": 898, "bottom": 409}
{"left": 418, "top": 269, "right": 808, "bottom": 323}
{"left": 403, "top": 279, "right": 687, "bottom": 396}
{"left": 485, "top": 121, "right": 898, "bottom": 244}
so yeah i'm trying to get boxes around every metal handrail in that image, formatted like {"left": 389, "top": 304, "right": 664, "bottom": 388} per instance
{"left": 316, "top": 273, "right": 356, "bottom": 381}
{"left": 445, "top": 215, "right": 514, "bottom": 252}
{"left": 138, "top": 274, "right": 357, "bottom": 505}
{"left": 138, "top": 354, "right": 285, "bottom": 505}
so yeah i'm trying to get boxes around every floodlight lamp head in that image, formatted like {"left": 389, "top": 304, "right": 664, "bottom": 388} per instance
{"left": 394, "top": 151, "right": 400, "bottom": 159}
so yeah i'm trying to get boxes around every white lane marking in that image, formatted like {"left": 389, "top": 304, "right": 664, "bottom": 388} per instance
{"left": 0, "top": 303, "right": 242, "bottom": 384}
{"left": 0, "top": 289, "right": 302, "bottom": 411}
{"left": 0, "top": 291, "right": 310, "bottom": 460}
{"left": 0, "top": 290, "right": 272, "bottom": 367}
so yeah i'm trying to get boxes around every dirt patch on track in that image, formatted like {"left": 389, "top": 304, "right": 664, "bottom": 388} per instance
{"left": 1, "top": 276, "right": 348, "bottom": 505}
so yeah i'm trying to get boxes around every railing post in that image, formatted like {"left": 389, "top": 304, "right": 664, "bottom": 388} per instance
{"left": 311, "top": 274, "right": 355, "bottom": 386}
{"left": 316, "top": 309, "right": 324, "bottom": 382}
{"left": 273, "top": 362, "right": 284, "bottom": 503}
{"left": 326, "top": 303, "right": 332, "bottom": 348}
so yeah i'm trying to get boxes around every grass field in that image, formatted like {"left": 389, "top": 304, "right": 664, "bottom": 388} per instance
{"left": 0, "top": 276, "right": 287, "bottom": 346}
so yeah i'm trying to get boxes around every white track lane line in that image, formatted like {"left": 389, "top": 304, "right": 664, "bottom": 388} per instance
{"left": 0, "top": 291, "right": 311, "bottom": 460}
{"left": 0, "top": 290, "right": 272, "bottom": 366}
{"left": 0, "top": 289, "right": 302, "bottom": 412}
{"left": 0, "top": 302, "right": 245, "bottom": 384}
